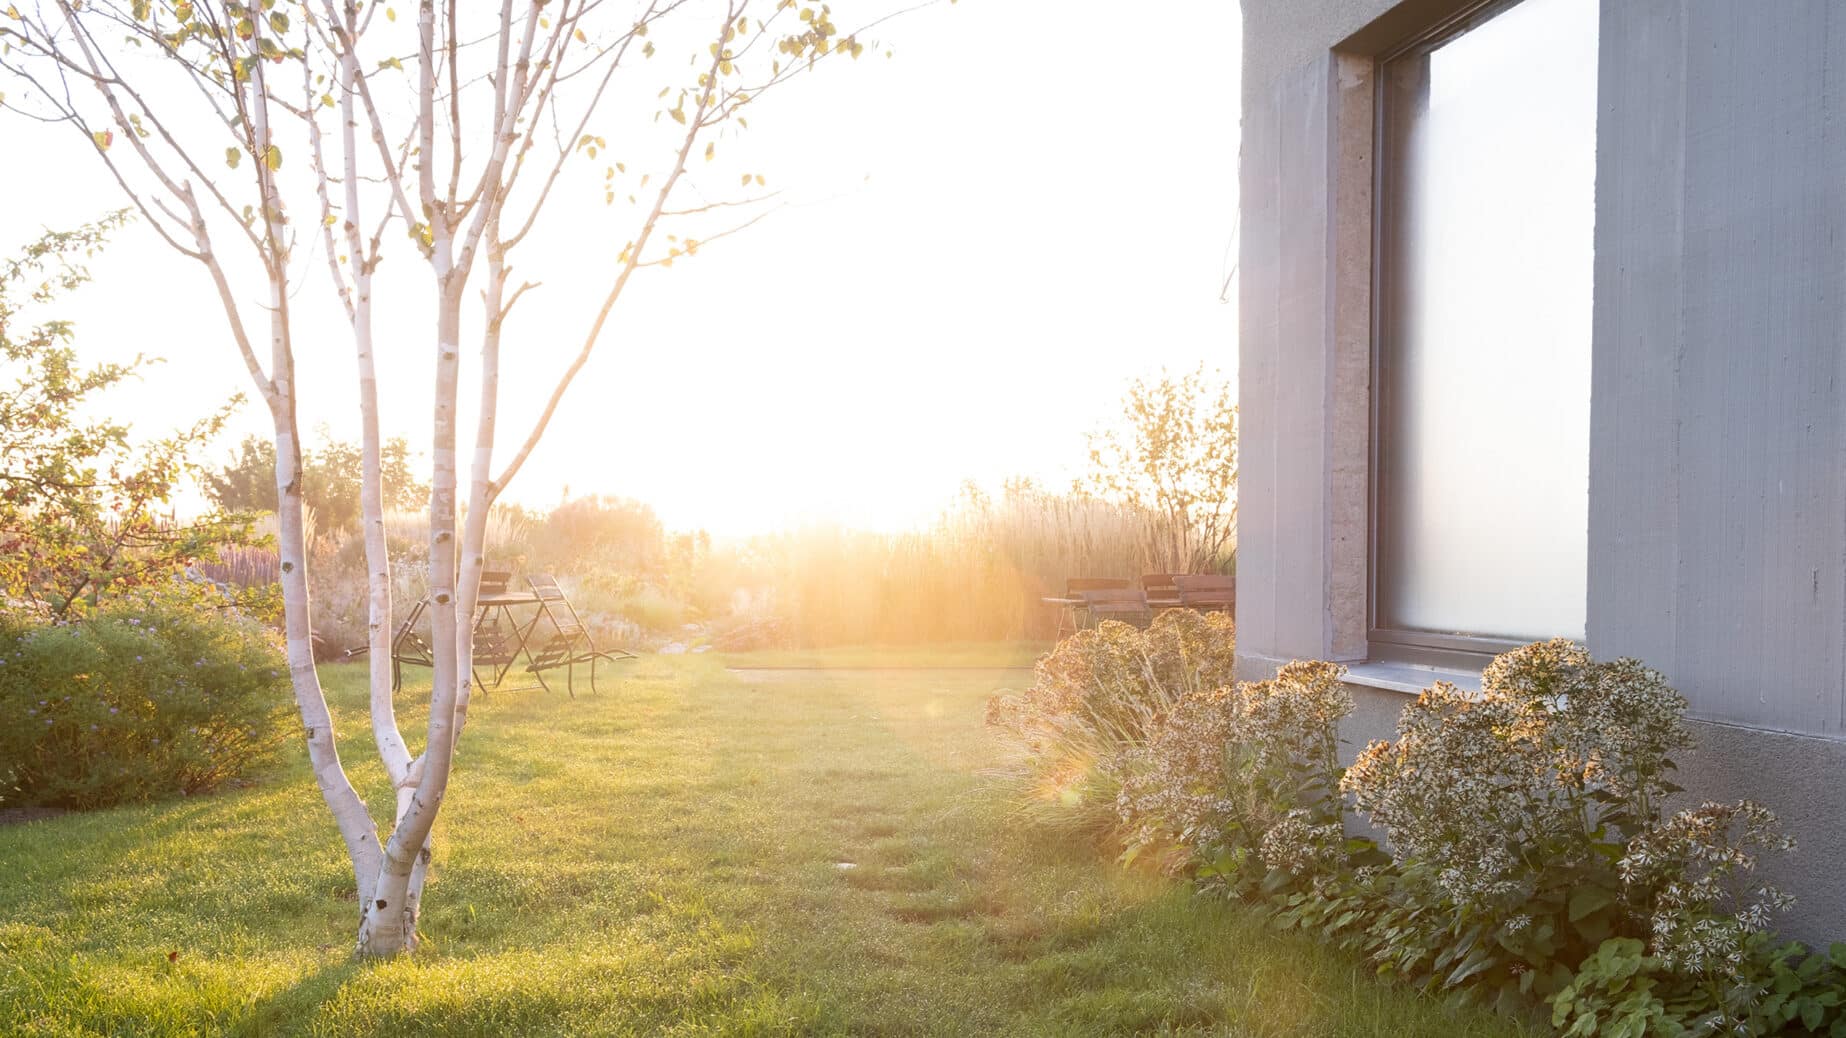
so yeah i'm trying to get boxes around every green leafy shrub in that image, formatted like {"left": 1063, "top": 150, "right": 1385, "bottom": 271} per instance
{"left": 1552, "top": 934, "right": 1846, "bottom": 1038}
{"left": 1548, "top": 804, "right": 1839, "bottom": 1037}
{"left": 1116, "top": 660, "right": 1353, "bottom": 883}
{"left": 0, "top": 586, "right": 291, "bottom": 809}
{"left": 985, "top": 609, "right": 1235, "bottom": 838}
{"left": 1549, "top": 937, "right": 1679, "bottom": 1038}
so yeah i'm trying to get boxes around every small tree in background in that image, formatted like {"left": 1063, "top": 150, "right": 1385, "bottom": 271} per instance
{"left": 0, "top": 217, "right": 255, "bottom": 619}
{"left": 205, "top": 433, "right": 429, "bottom": 532}
{"left": 1085, "top": 366, "right": 1238, "bottom": 575}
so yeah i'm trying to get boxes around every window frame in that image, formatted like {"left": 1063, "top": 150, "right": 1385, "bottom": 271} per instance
{"left": 1364, "top": 0, "right": 1579, "bottom": 665}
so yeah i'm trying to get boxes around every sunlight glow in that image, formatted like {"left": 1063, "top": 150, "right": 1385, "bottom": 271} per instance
{"left": 0, "top": 1, "right": 1239, "bottom": 536}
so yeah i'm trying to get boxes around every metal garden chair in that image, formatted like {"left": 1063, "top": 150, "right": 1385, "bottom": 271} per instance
{"left": 523, "top": 573, "right": 636, "bottom": 696}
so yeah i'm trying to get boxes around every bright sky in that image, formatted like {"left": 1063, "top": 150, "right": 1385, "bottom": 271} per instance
{"left": 0, "top": 1, "right": 1241, "bottom": 535}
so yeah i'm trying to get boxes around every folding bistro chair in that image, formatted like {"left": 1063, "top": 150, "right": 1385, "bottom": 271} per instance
{"left": 523, "top": 574, "right": 636, "bottom": 696}
{"left": 392, "top": 568, "right": 538, "bottom": 693}
{"left": 464, "top": 568, "right": 542, "bottom": 692}
{"left": 1173, "top": 574, "right": 1237, "bottom": 615}
{"left": 389, "top": 599, "right": 433, "bottom": 691}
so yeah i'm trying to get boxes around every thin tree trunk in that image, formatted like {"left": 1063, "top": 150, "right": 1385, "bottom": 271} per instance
{"left": 272, "top": 350, "right": 381, "bottom": 903}
{"left": 335, "top": 54, "right": 414, "bottom": 794}
{"left": 356, "top": 277, "right": 466, "bottom": 956}
{"left": 241, "top": 5, "right": 384, "bottom": 904}
{"left": 452, "top": 241, "right": 510, "bottom": 742}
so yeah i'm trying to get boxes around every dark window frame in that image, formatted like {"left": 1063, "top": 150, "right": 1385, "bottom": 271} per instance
{"left": 1365, "top": 0, "right": 1558, "bottom": 666}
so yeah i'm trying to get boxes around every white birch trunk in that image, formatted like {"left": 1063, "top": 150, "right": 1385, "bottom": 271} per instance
{"left": 244, "top": 2, "right": 383, "bottom": 904}
{"left": 273, "top": 399, "right": 383, "bottom": 902}
{"left": 452, "top": 242, "right": 509, "bottom": 741}
{"left": 337, "top": 55, "right": 413, "bottom": 793}
{"left": 356, "top": 276, "right": 466, "bottom": 956}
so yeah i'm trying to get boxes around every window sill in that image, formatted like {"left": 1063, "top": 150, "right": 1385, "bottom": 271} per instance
{"left": 1343, "top": 660, "right": 1483, "bottom": 696}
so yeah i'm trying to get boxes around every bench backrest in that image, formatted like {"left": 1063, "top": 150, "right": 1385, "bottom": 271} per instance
{"left": 1173, "top": 574, "right": 1236, "bottom": 607}
{"left": 1141, "top": 573, "right": 1180, "bottom": 593}
{"left": 1080, "top": 588, "right": 1145, "bottom": 603}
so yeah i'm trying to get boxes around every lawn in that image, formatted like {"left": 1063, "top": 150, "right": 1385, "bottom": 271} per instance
{"left": 712, "top": 641, "right": 1051, "bottom": 670}
{"left": 0, "top": 654, "right": 1534, "bottom": 1037}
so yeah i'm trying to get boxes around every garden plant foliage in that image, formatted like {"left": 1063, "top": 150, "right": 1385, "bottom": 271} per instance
{"left": 0, "top": 585, "right": 290, "bottom": 810}
{"left": 1117, "top": 659, "right": 1356, "bottom": 883}
{"left": 994, "top": 629, "right": 1846, "bottom": 1036}
{"left": 0, "top": 218, "right": 259, "bottom": 620}
{"left": 986, "top": 609, "right": 1236, "bottom": 838}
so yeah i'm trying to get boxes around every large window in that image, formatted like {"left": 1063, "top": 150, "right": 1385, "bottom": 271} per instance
{"left": 1371, "top": 0, "right": 1598, "bottom": 656}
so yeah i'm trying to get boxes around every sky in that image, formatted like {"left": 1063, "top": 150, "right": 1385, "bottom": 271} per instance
{"left": 0, "top": 0, "right": 1241, "bottom": 536}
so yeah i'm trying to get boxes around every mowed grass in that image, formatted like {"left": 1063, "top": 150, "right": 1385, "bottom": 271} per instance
{"left": 0, "top": 655, "right": 1534, "bottom": 1037}
{"left": 713, "top": 641, "right": 1051, "bottom": 670}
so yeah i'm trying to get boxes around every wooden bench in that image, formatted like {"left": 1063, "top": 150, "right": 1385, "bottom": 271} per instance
{"left": 1141, "top": 573, "right": 1182, "bottom": 609}
{"left": 1079, "top": 587, "right": 1153, "bottom": 628}
{"left": 1047, "top": 577, "right": 1132, "bottom": 638}
{"left": 1173, "top": 574, "right": 1236, "bottom": 614}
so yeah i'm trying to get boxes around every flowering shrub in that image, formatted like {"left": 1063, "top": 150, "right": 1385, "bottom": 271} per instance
{"left": 1332, "top": 640, "right": 1718, "bottom": 1002}
{"left": 1346, "top": 641, "right": 1693, "bottom": 915}
{"left": 993, "top": 632, "right": 1846, "bottom": 1032}
{"left": 1553, "top": 802, "right": 1839, "bottom": 1038}
{"left": 0, "top": 584, "right": 290, "bottom": 809}
{"left": 986, "top": 609, "right": 1234, "bottom": 838}
{"left": 1116, "top": 660, "right": 1352, "bottom": 884}
{"left": 1622, "top": 800, "right": 1797, "bottom": 975}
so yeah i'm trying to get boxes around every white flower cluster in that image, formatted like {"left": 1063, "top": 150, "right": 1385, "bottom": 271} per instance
{"left": 1619, "top": 800, "right": 1796, "bottom": 972}
{"left": 1000, "top": 609, "right": 1237, "bottom": 742}
{"left": 1344, "top": 639, "right": 1693, "bottom": 914}
{"left": 1258, "top": 808, "right": 1346, "bottom": 878}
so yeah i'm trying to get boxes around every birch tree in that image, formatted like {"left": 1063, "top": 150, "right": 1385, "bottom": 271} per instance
{"left": 1, "top": 0, "right": 922, "bottom": 955}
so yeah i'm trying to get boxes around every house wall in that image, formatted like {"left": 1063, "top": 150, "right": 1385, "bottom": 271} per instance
{"left": 1238, "top": 0, "right": 1846, "bottom": 943}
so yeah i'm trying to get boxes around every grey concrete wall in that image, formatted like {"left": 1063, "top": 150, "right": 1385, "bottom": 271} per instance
{"left": 1587, "top": 1, "right": 1846, "bottom": 739}
{"left": 1237, "top": 52, "right": 1332, "bottom": 664}
{"left": 1237, "top": 0, "right": 1846, "bottom": 942}
{"left": 1242, "top": 0, "right": 1397, "bottom": 90}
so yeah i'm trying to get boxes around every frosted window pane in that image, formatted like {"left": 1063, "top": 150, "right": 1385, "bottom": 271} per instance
{"left": 1376, "top": 0, "right": 1596, "bottom": 643}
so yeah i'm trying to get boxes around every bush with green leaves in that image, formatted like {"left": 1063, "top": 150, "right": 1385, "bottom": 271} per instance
{"left": 985, "top": 609, "right": 1235, "bottom": 838}
{"left": 1551, "top": 932, "right": 1846, "bottom": 1038}
{"left": 1546, "top": 802, "right": 1841, "bottom": 1037}
{"left": 1, "top": 217, "right": 260, "bottom": 621}
{"left": 0, "top": 585, "right": 291, "bottom": 809}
